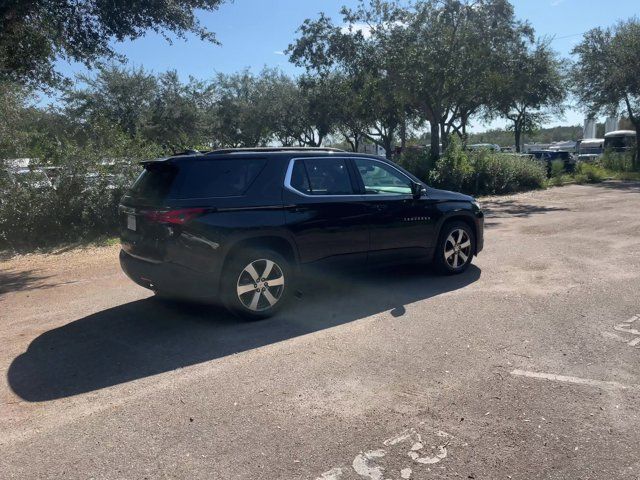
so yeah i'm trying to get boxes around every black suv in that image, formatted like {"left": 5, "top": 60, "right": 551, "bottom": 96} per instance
{"left": 119, "top": 148, "right": 484, "bottom": 319}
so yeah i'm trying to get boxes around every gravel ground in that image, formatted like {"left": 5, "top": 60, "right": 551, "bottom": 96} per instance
{"left": 1, "top": 181, "right": 640, "bottom": 480}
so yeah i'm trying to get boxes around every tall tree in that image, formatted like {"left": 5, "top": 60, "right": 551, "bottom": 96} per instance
{"left": 210, "top": 69, "right": 275, "bottom": 148}
{"left": 572, "top": 19, "right": 640, "bottom": 168}
{"left": 398, "top": 0, "right": 533, "bottom": 157}
{"left": 146, "top": 71, "right": 206, "bottom": 152}
{"left": 64, "top": 66, "right": 158, "bottom": 139}
{"left": 0, "top": 82, "right": 33, "bottom": 158}
{"left": 0, "top": 0, "right": 226, "bottom": 87}
{"left": 492, "top": 42, "right": 566, "bottom": 152}
{"left": 288, "top": 6, "right": 407, "bottom": 158}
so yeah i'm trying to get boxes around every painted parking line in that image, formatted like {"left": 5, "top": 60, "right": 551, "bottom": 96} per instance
{"left": 510, "top": 369, "right": 636, "bottom": 391}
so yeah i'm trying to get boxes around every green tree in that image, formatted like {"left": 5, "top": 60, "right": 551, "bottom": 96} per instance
{"left": 210, "top": 69, "right": 274, "bottom": 148}
{"left": 64, "top": 66, "right": 158, "bottom": 139}
{"left": 0, "top": 0, "right": 226, "bottom": 87}
{"left": 399, "top": 0, "right": 532, "bottom": 156}
{"left": 491, "top": 41, "right": 566, "bottom": 152}
{"left": 0, "top": 82, "right": 34, "bottom": 158}
{"left": 572, "top": 18, "right": 640, "bottom": 168}
{"left": 146, "top": 71, "right": 207, "bottom": 152}
{"left": 288, "top": 6, "right": 407, "bottom": 158}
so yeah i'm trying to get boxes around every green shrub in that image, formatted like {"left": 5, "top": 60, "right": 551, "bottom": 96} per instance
{"left": 575, "top": 162, "right": 607, "bottom": 183}
{"left": 429, "top": 137, "right": 546, "bottom": 195}
{"left": 550, "top": 159, "right": 564, "bottom": 178}
{"left": 467, "top": 150, "right": 546, "bottom": 195}
{"left": 396, "top": 147, "right": 433, "bottom": 181}
{"left": 0, "top": 137, "right": 159, "bottom": 250}
{"left": 429, "top": 136, "right": 473, "bottom": 191}
{"left": 600, "top": 150, "right": 636, "bottom": 172}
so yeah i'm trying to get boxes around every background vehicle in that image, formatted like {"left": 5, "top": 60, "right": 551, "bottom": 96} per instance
{"left": 467, "top": 143, "right": 501, "bottom": 152}
{"left": 528, "top": 150, "right": 575, "bottom": 175}
{"left": 604, "top": 130, "right": 636, "bottom": 152}
{"left": 577, "top": 138, "right": 604, "bottom": 162}
{"left": 119, "top": 148, "right": 484, "bottom": 319}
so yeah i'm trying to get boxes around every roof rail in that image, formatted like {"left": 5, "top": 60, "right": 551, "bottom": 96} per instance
{"left": 207, "top": 147, "right": 345, "bottom": 155}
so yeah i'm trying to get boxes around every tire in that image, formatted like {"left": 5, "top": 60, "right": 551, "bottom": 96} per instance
{"left": 433, "top": 221, "right": 475, "bottom": 275}
{"left": 221, "top": 249, "right": 292, "bottom": 320}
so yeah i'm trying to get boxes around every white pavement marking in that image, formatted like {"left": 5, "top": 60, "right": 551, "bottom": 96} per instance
{"left": 401, "top": 467, "right": 412, "bottom": 479}
{"left": 316, "top": 426, "right": 452, "bottom": 479}
{"left": 607, "top": 314, "right": 640, "bottom": 348}
{"left": 315, "top": 467, "right": 343, "bottom": 480}
{"left": 510, "top": 369, "right": 635, "bottom": 391}
{"left": 352, "top": 449, "right": 386, "bottom": 480}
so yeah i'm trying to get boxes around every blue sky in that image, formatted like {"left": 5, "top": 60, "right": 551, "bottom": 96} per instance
{"left": 54, "top": 0, "right": 640, "bottom": 132}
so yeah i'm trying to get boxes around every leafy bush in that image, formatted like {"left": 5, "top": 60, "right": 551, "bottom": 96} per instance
{"left": 396, "top": 147, "right": 433, "bottom": 181}
{"left": 574, "top": 162, "right": 607, "bottom": 183}
{"left": 550, "top": 159, "right": 564, "bottom": 178}
{"left": 600, "top": 150, "right": 636, "bottom": 172}
{"left": 429, "top": 136, "right": 473, "bottom": 191}
{"left": 429, "top": 139, "right": 546, "bottom": 195}
{"left": 0, "top": 138, "right": 160, "bottom": 250}
{"left": 468, "top": 150, "right": 546, "bottom": 195}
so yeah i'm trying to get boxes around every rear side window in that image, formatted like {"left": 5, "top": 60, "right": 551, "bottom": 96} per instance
{"left": 175, "top": 159, "right": 266, "bottom": 198}
{"left": 131, "top": 158, "right": 266, "bottom": 201}
{"left": 289, "top": 158, "right": 354, "bottom": 195}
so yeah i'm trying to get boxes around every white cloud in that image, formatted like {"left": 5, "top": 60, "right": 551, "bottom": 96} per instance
{"left": 273, "top": 50, "right": 285, "bottom": 55}
{"left": 550, "top": 0, "right": 565, "bottom": 6}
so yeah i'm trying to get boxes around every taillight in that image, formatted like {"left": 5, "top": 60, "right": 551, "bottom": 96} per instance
{"left": 143, "top": 208, "right": 207, "bottom": 225}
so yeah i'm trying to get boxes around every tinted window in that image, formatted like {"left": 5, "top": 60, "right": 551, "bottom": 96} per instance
{"left": 175, "top": 159, "right": 266, "bottom": 198}
{"left": 291, "top": 158, "right": 354, "bottom": 195}
{"left": 131, "top": 158, "right": 266, "bottom": 201}
{"left": 131, "top": 164, "right": 178, "bottom": 203}
{"left": 354, "top": 158, "right": 412, "bottom": 195}
{"left": 290, "top": 160, "right": 311, "bottom": 194}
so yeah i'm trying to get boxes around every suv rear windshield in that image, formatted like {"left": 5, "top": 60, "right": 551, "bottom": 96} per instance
{"left": 131, "top": 158, "right": 266, "bottom": 202}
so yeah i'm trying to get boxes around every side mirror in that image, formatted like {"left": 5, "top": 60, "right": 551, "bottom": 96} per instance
{"left": 411, "top": 181, "right": 424, "bottom": 199}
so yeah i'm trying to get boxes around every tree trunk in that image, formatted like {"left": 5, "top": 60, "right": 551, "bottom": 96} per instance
{"left": 400, "top": 117, "right": 407, "bottom": 151}
{"left": 514, "top": 122, "right": 522, "bottom": 153}
{"left": 439, "top": 122, "right": 449, "bottom": 153}
{"left": 383, "top": 136, "right": 393, "bottom": 160}
{"left": 634, "top": 123, "right": 640, "bottom": 171}
{"left": 429, "top": 119, "right": 440, "bottom": 162}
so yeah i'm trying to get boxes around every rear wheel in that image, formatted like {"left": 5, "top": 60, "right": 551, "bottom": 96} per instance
{"left": 434, "top": 221, "right": 475, "bottom": 275}
{"left": 222, "top": 249, "right": 291, "bottom": 320}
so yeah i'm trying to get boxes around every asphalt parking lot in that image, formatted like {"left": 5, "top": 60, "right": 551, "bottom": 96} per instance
{"left": 1, "top": 181, "right": 640, "bottom": 480}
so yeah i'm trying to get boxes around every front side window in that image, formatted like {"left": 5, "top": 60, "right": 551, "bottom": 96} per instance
{"left": 289, "top": 158, "right": 354, "bottom": 195}
{"left": 354, "top": 158, "right": 412, "bottom": 195}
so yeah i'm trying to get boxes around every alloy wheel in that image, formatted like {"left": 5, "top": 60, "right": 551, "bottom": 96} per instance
{"left": 444, "top": 228, "right": 472, "bottom": 269}
{"left": 236, "top": 259, "right": 285, "bottom": 312}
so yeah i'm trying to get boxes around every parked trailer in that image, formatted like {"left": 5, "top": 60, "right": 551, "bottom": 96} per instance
{"left": 577, "top": 138, "right": 604, "bottom": 162}
{"left": 604, "top": 130, "right": 636, "bottom": 153}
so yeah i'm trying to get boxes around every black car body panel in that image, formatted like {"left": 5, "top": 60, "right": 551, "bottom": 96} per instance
{"left": 119, "top": 150, "right": 484, "bottom": 300}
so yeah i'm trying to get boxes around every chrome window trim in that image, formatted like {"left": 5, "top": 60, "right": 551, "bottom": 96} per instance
{"left": 284, "top": 156, "right": 418, "bottom": 199}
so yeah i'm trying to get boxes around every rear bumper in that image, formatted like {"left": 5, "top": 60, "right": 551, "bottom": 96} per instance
{"left": 119, "top": 249, "right": 217, "bottom": 300}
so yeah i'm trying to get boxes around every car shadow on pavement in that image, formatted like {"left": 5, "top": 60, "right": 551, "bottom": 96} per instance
{"left": 8, "top": 263, "right": 480, "bottom": 402}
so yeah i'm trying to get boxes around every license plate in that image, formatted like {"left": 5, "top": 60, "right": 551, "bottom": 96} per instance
{"left": 127, "top": 214, "right": 136, "bottom": 231}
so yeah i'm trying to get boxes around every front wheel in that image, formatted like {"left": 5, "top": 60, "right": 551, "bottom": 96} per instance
{"left": 434, "top": 221, "right": 475, "bottom": 275}
{"left": 222, "top": 250, "right": 292, "bottom": 320}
